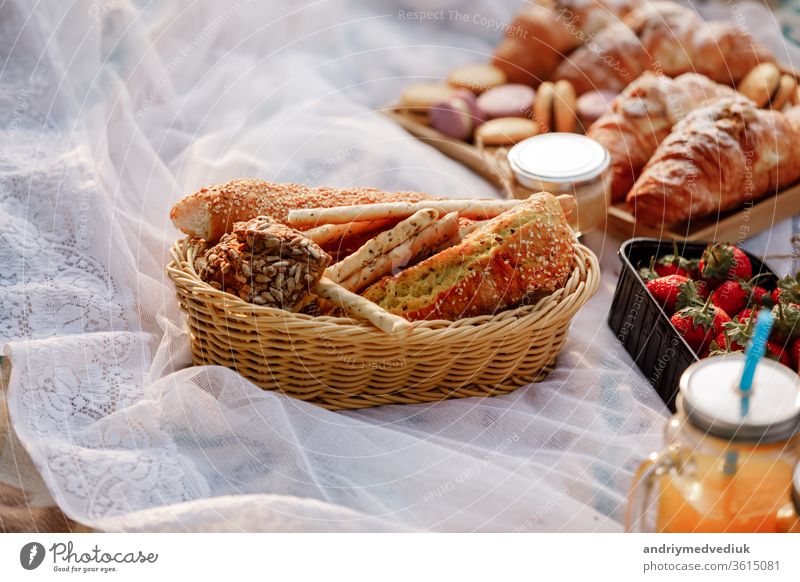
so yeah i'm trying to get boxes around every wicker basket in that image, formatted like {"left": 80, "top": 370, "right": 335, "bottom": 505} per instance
{"left": 166, "top": 238, "right": 600, "bottom": 410}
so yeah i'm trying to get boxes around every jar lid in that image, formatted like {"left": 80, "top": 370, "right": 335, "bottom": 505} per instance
{"left": 507, "top": 133, "right": 610, "bottom": 185}
{"left": 679, "top": 353, "right": 800, "bottom": 443}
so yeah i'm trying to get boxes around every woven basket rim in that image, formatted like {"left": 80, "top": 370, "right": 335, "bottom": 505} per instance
{"left": 166, "top": 236, "right": 599, "bottom": 332}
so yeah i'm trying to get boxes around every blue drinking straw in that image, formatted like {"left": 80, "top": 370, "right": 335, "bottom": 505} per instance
{"left": 739, "top": 308, "right": 774, "bottom": 417}
{"left": 723, "top": 309, "right": 774, "bottom": 477}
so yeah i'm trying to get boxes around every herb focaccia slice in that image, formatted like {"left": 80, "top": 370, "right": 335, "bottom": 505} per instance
{"left": 362, "top": 192, "right": 574, "bottom": 321}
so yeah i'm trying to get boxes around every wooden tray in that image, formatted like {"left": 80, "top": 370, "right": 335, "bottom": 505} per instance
{"left": 381, "top": 71, "right": 800, "bottom": 242}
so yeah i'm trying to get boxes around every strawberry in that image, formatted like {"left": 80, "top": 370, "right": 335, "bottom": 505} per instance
{"left": 719, "top": 312, "right": 757, "bottom": 353}
{"left": 638, "top": 257, "right": 659, "bottom": 282}
{"left": 654, "top": 241, "right": 691, "bottom": 278}
{"left": 771, "top": 288, "right": 781, "bottom": 306}
{"left": 711, "top": 280, "right": 748, "bottom": 317}
{"left": 735, "top": 307, "right": 756, "bottom": 323}
{"left": 750, "top": 285, "right": 771, "bottom": 307}
{"left": 766, "top": 342, "right": 791, "bottom": 367}
{"left": 646, "top": 275, "right": 690, "bottom": 313}
{"left": 699, "top": 243, "right": 752, "bottom": 286}
{"left": 771, "top": 302, "right": 800, "bottom": 343}
{"left": 675, "top": 279, "right": 710, "bottom": 311}
{"left": 772, "top": 273, "right": 800, "bottom": 305}
{"left": 671, "top": 296, "right": 731, "bottom": 353}
{"left": 791, "top": 337, "right": 800, "bottom": 372}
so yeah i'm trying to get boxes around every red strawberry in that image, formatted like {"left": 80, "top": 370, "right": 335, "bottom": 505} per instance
{"left": 671, "top": 297, "right": 731, "bottom": 353}
{"left": 646, "top": 275, "right": 690, "bottom": 313}
{"left": 699, "top": 243, "right": 752, "bottom": 286}
{"left": 638, "top": 257, "right": 659, "bottom": 282}
{"left": 711, "top": 280, "right": 747, "bottom": 317}
{"left": 654, "top": 241, "right": 691, "bottom": 278}
{"left": 771, "top": 303, "right": 800, "bottom": 343}
{"left": 750, "top": 285, "right": 771, "bottom": 307}
{"left": 772, "top": 274, "right": 800, "bottom": 305}
{"left": 766, "top": 342, "right": 791, "bottom": 367}
{"left": 735, "top": 307, "right": 756, "bottom": 323}
{"left": 675, "top": 279, "right": 710, "bottom": 311}
{"left": 771, "top": 287, "right": 782, "bottom": 306}
{"left": 791, "top": 338, "right": 800, "bottom": 372}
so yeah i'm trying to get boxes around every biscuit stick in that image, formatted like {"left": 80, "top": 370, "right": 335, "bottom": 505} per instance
{"left": 288, "top": 194, "right": 576, "bottom": 228}
{"left": 325, "top": 208, "right": 438, "bottom": 283}
{"left": 314, "top": 278, "right": 411, "bottom": 335}
{"left": 338, "top": 212, "right": 460, "bottom": 293}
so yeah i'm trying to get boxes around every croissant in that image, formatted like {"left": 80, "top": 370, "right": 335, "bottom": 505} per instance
{"left": 627, "top": 98, "right": 800, "bottom": 226}
{"left": 492, "top": 0, "right": 640, "bottom": 85}
{"left": 554, "top": 2, "right": 775, "bottom": 95}
{"left": 587, "top": 72, "right": 736, "bottom": 201}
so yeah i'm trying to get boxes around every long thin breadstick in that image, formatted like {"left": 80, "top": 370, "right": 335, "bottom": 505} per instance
{"left": 288, "top": 194, "right": 577, "bottom": 227}
{"left": 288, "top": 199, "right": 520, "bottom": 228}
{"left": 339, "top": 212, "right": 461, "bottom": 293}
{"left": 304, "top": 218, "right": 397, "bottom": 247}
{"left": 326, "top": 208, "right": 438, "bottom": 283}
{"left": 314, "top": 277, "right": 411, "bottom": 335}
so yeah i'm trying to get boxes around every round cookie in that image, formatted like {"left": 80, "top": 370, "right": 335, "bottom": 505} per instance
{"left": 553, "top": 80, "right": 577, "bottom": 133}
{"left": 474, "top": 117, "right": 540, "bottom": 146}
{"left": 576, "top": 90, "right": 617, "bottom": 126}
{"left": 400, "top": 83, "right": 460, "bottom": 112}
{"left": 430, "top": 91, "right": 486, "bottom": 141}
{"left": 738, "top": 63, "right": 781, "bottom": 108}
{"left": 477, "top": 84, "right": 535, "bottom": 119}
{"left": 447, "top": 63, "right": 507, "bottom": 95}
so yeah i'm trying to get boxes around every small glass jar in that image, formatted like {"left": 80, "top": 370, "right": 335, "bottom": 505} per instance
{"left": 507, "top": 133, "right": 611, "bottom": 235}
{"left": 776, "top": 463, "right": 800, "bottom": 532}
{"left": 626, "top": 354, "right": 800, "bottom": 532}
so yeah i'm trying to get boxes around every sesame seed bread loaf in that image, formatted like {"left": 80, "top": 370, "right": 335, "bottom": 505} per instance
{"left": 170, "top": 178, "right": 435, "bottom": 243}
{"left": 362, "top": 192, "right": 574, "bottom": 321}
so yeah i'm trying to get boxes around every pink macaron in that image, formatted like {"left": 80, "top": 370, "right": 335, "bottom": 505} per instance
{"left": 429, "top": 90, "right": 487, "bottom": 141}
{"left": 476, "top": 84, "right": 536, "bottom": 120}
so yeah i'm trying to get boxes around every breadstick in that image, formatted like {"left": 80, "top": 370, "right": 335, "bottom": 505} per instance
{"left": 314, "top": 277, "right": 411, "bottom": 335}
{"left": 288, "top": 194, "right": 577, "bottom": 228}
{"left": 339, "top": 212, "right": 460, "bottom": 293}
{"left": 326, "top": 209, "right": 438, "bottom": 283}
{"left": 287, "top": 199, "right": 520, "bottom": 228}
{"left": 304, "top": 219, "right": 396, "bottom": 247}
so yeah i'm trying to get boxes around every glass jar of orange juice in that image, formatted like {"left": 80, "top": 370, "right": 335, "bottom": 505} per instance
{"left": 776, "top": 463, "right": 800, "bottom": 533}
{"left": 626, "top": 354, "right": 800, "bottom": 532}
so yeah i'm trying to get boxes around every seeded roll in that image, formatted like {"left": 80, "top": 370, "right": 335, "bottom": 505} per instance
{"left": 362, "top": 192, "right": 574, "bottom": 321}
{"left": 195, "top": 216, "right": 331, "bottom": 310}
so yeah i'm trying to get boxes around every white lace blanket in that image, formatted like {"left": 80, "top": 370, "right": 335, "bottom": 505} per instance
{"left": 1, "top": 0, "right": 796, "bottom": 531}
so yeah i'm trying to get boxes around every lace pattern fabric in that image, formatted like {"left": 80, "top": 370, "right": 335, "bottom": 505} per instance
{"left": 1, "top": 0, "right": 796, "bottom": 531}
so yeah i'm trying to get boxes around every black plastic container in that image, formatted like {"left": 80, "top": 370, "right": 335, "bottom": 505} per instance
{"left": 608, "top": 238, "right": 777, "bottom": 411}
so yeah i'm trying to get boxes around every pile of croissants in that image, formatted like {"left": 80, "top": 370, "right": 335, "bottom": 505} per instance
{"left": 492, "top": 0, "right": 800, "bottom": 227}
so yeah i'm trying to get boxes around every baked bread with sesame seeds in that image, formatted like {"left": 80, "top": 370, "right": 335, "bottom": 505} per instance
{"left": 170, "top": 178, "right": 435, "bottom": 243}
{"left": 361, "top": 192, "right": 574, "bottom": 321}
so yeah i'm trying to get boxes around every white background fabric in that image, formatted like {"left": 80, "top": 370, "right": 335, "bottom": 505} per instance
{"left": 0, "top": 0, "right": 798, "bottom": 531}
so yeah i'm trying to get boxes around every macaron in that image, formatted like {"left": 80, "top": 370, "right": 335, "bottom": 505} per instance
{"left": 553, "top": 80, "right": 577, "bottom": 133}
{"left": 576, "top": 90, "right": 618, "bottom": 126}
{"left": 400, "top": 83, "right": 460, "bottom": 113}
{"left": 474, "top": 117, "right": 540, "bottom": 146}
{"left": 476, "top": 84, "right": 536, "bottom": 119}
{"left": 447, "top": 63, "right": 507, "bottom": 95}
{"left": 430, "top": 91, "right": 486, "bottom": 141}
{"left": 738, "top": 63, "right": 781, "bottom": 108}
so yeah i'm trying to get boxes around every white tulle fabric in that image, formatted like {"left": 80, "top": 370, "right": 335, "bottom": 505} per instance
{"left": 1, "top": 0, "right": 797, "bottom": 531}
